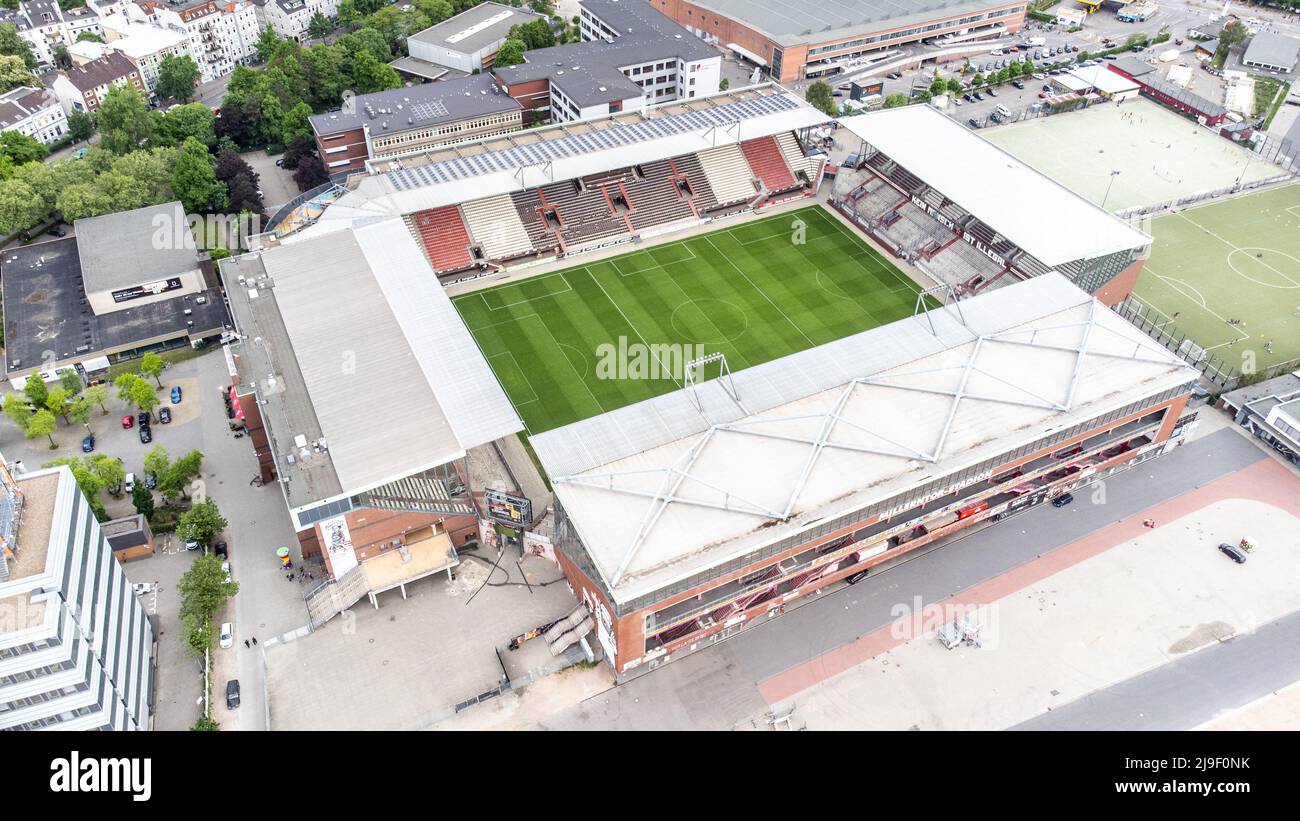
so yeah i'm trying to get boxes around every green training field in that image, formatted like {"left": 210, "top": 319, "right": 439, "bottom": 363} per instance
{"left": 1130, "top": 183, "right": 1300, "bottom": 373}
{"left": 452, "top": 205, "right": 925, "bottom": 433}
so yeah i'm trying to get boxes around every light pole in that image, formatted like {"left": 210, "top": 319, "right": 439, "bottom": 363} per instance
{"left": 1102, "top": 169, "right": 1121, "bottom": 210}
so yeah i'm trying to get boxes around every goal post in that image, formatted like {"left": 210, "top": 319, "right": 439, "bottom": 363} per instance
{"left": 684, "top": 352, "right": 739, "bottom": 409}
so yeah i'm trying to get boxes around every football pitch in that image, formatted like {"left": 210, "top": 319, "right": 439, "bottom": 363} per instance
{"left": 452, "top": 205, "right": 925, "bottom": 433}
{"left": 1130, "top": 183, "right": 1300, "bottom": 372}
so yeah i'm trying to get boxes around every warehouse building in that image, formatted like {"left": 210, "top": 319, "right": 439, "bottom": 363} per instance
{"left": 404, "top": 1, "right": 545, "bottom": 75}
{"left": 1241, "top": 31, "right": 1300, "bottom": 73}
{"left": 531, "top": 274, "right": 1199, "bottom": 675}
{"left": 648, "top": 0, "right": 1026, "bottom": 83}
{"left": 0, "top": 461, "right": 155, "bottom": 730}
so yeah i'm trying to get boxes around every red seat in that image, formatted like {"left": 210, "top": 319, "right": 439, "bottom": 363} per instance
{"left": 740, "top": 136, "right": 796, "bottom": 193}
{"left": 413, "top": 205, "right": 472, "bottom": 271}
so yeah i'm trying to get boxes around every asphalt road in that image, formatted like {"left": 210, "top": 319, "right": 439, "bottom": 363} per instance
{"left": 547, "top": 427, "right": 1271, "bottom": 730}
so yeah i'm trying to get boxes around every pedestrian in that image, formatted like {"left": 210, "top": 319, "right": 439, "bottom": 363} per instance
{"left": 244, "top": 639, "right": 250, "bottom": 648}
{"left": 251, "top": 637, "right": 258, "bottom": 646}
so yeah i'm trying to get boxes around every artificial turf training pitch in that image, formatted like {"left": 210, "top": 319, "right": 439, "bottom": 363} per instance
{"left": 453, "top": 205, "right": 925, "bottom": 434}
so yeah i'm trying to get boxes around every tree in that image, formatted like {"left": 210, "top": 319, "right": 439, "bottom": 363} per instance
{"left": 192, "top": 715, "right": 220, "bottom": 731}
{"left": 178, "top": 551, "right": 238, "bottom": 656}
{"left": 0, "top": 178, "right": 45, "bottom": 233}
{"left": 177, "top": 498, "right": 229, "bottom": 549}
{"left": 528, "top": 0, "right": 553, "bottom": 13}
{"left": 156, "top": 54, "right": 200, "bottom": 102}
{"left": 280, "top": 101, "right": 314, "bottom": 148}
{"left": 26, "top": 409, "right": 57, "bottom": 448}
{"left": 494, "top": 37, "right": 526, "bottom": 69}
{"left": 153, "top": 102, "right": 214, "bottom": 148}
{"left": 132, "top": 481, "right": 155, "bottom": 520}
{"left": 23, "top": 368, "right": 48, "bottom": 408}
{"left": 87, "top": 454, "right": 124, "bottom": 493}
{"left": 52, "top": 44, "right": 70, "bottom": 70}
{"left": 337, "top": 0, "right": 362, "bottom": 30}
{"left": 256, "top": 25, "right": 283, "bottom": 63}
{"left": 98, "top": 85, "right": 154, "bottom": 154}
{"left": 930, "top": 76, "right": 947, "bottom": 96}
{"left": 282, "top": 135, "right": 315, "bottom": 170}
{"left": 43, "top": 457, "right": 108, "bottom": 519}
{"left": 68, "top": 395, "right": 93, "bottom": 432}
{"left": 131, "top": 380, "right": 160, "bottom": 422}
{"left": 349, "top": 50, "right": 401, "bottom": 93}
{"left": 508, "top": 18, "right": 555, "bottom": 50}
{"left": 805, "top": 80, "right": 837, "bottom": 116}
{"left": 84, "top": 384, "right": 109, "bottom": 414}
{"left": 226, "top": 174, "right": 264, "bottom": 218}
{"left": 719, "top": 77, "right": 729, "bottom": 91}
{"left": 0, "top": 54, "right": 38, "bottom": 93}
{"left": 75, "top": 31, "right": 102, "bottom": 44}
{"left": 0, "top": 130, "right": 48, "bottom": 165}
{"left": 293, "top": 154, "right": 329, "bottom": 191}
{"left": 2, "top": 392, "right": 31, "bottom": 430}
{"left": 58, "top": 368, "right": 82, "bottom": 396}
{"left": 946, "top": 78, "right": 963, "bottom": 94}
{"left": 172, "top": 136, "right": 227, "bottom": 213}
{"left": 0, "top": 23, "right": 36, "bottom": 69}
{"left": 164, "top": 450, "right": 203, "bottom": 501}
{"left": 971, "top": 73, "right": 985, "bottom": 87}
{"left": 308, "top": 11, "right": 334, "bottom": 41}
{"left": 144, "top": 444, "right": 171, "bottom": 483}
{"left": 44, "top": 386, "right": 72, "bottom": 425}
{"left": 883, "top": 93, "right": 910, "bottom": 108}
{"left": 140, "top": 352, "right": 165, "bottom": 388}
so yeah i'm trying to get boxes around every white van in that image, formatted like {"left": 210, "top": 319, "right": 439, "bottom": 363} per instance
{"left": 995, "top": 104, "right": 1013, "bottom": 120}
{"left": 124, "top": 473, "right": 136, "bottom": 492}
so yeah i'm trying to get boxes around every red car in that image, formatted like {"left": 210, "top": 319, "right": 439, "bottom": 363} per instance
{"left": 121, "top": 415, "right": 134, "bottom": 429}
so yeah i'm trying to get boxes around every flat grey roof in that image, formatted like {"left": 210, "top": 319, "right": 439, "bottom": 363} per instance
{"left": 408, "top": 1, "right": 544, "bottom": 55}
{"left": 1, "top": 237, "right": 227, "bottom": 374}
{"left": 1243, "top": 32, "right": 1300, "bottom": 69}
{"left": 1135, "top": 74, "right": 1227, "bottom": 118}
{"left": 680, "top": 0, "right": 1011, "bottom": 48}
{"left": 74, "top": 202, "right": 202, "bottom": 294}
{"left": 309, "top": 72, "right": 521, "bottom": 138}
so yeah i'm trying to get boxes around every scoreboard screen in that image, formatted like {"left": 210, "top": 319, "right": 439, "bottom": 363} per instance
{"left": 485, "top": 488, "right": 533, "bottom": 528}
{"left": 851, "top": 81, "right": 884, "bottom": 101}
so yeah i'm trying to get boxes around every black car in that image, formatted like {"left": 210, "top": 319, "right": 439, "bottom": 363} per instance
{"left": 47, "top": 225, "right": 66, "bottom": 237}
{"left": 1218, "top": 543, "right": 1247, "bottom": 564}
{"left": 139, "top": 426, "right": 152, "bottom": 444}
{"left": 159, "top": 407, "right": 172, "bottom": 423}
{"left": 144, "top": 472, "right": 157, "bottom": 490}
{"left": 137, "top": 411, "right": 151, "bottom": 428}
{"left": 968, "top": 117, "right": 982, "bottom": 128}
{"left": 1051, "top": 493, "right": 1074, "bottom": 508}
{"left": 1012, "top": 79, "right": 1025, "bottom": 89}
{"left": 226, "top": 679, "right": 241, "bottom": 709}
{"left": 973, "top": 92, "right": 984, "bottom": 101}
{"left": 886, "top": 72, "right": 902, "bottom": 80}
{"left": 213, "top": 540, "right": 228, "bottom": 559}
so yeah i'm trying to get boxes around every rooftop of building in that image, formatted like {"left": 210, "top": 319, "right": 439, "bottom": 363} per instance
{"left": 675, "top": 0, "right": 1014, "bottom": 48}
{"left": 101, "top": 513, "right": 150, "bottom": 550}
{"left": 220, "top": 220, "right": 522, "bottom": 513}
{"left": 532, "top": 274, "right": 1196, "bottom": 605}
{"left": 75, "top": 202, "right": 203, "bottom": 294}
{"left": 309, "top": 72, "right": 521, "bottom": 138}
{"left": 293, "top": 83, "right": 824, "bottom": 231}
{"left": 0, "top": 470, "right": 62, "bottom": 635}
{"left": 101, "top": 18, "right": 190, "bottom": 56}
{"left": 1242, "top": 31, "right": 1300, "bottom": 68}
{"left": 58, "top": 50, "right": 140, "bottom": 92}
{"left": 0, "top": 237, "right": 227, "bottom": 375}
{"left": 1222, "top": 371, "right": 1300, "bottom": 411}
{"left": 1067, "top": 63, "right": 1140, "bottom": 93}
{"left": 1133, "top": 71, "right": 1228, "bottom": 118}
{"left": 495, "top": 0, "right": 715, "bottom": 108}
{"left": 408, "top": 1, "right": 545, "bottom": 55}
{"left": 838, "top": 105, "right": 1152, "bottom": 266}
{"left": 1109, "top": 55, "right": 1156, "bottom": 77}
{"left": 0, "top": 87, "right": 58, "bottom": 129}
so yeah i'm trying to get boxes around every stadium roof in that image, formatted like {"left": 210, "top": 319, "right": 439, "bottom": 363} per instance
{"left": 288, "top": 84, "right": 828, "bottom": 240}
{"left": 532, "top": 274, "right": 1196, "bottom": 605}
{"left": 837, "top": 106, "right": 1152, "bottom": 266}
{"left": 221, "top": 220, "right": 522, "bottom": 512}
{"left": 1242, "top": 32, "right": 1300, "bottom": 70}
{"left": 409, "top": 2, "right": 544, "bottom": 54}
{"left": 681, "top": 0, "right": 1009, "bottom": 47}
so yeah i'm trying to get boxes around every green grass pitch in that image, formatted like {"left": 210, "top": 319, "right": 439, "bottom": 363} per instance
{"left": 452, "top": 205, "right": 926, "bottom": 433}
{"left": 1130, "top": 183, "right": 1300, "bottom": 373}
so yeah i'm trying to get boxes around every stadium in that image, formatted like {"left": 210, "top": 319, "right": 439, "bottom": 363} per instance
{"left": 228, "top": 83, "right": 1202, "bottom": 672}
{"left": 829, "top": 105, "right": 1153, "bottom": 304}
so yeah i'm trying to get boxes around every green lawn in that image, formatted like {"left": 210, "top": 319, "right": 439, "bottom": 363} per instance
{"left": 1131, "top": 183, "right": 1300, "bottom": 373}
{"left": 453, "top": 205, "right": 925, "bottom": 433}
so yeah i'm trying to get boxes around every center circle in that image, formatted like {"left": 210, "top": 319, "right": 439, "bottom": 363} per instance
{"left": 670, "top": 299, "right": 749, "bottom": 345}
{"left": 1226, "top": 247, "right": 1300, "bottom": 289}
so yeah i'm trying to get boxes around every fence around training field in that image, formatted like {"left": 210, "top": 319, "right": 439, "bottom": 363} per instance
{"left": 1112, "top": 297, "right": 1242, "bottom": 387}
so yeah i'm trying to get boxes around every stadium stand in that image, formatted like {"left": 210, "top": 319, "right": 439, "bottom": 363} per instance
{"left": 667, "top": 154, "right": 719, "bottom": 211}
{"left": 541, "top": 173, "right": 632, "bottom": 247}
{"left": 740, "top": 136, "right": 796, "bottom": 194}
{"left": 461, "top": 194, "right": 536, "bottom": 261}
{"left": 775, "top": 132, "right": 820, "bottom": 181}
{"left": 409, "top": 205, "right": 473, "bottom": 272}
{"left": 920, "top": 236, "right": 1009, "bottom": 292}
{"left": 510, "top": 188, "right": 562, "bottom": 253}
{"left": 625, "top": 160, "right": 697, "bottom": 230}
{"left": 698, "top": 144, "right": 760, "bottom": 204}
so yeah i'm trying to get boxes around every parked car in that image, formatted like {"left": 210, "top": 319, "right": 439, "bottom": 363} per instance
{"left": 1103, "top": 54, "right": 1118, "bottom": 61}
{"left": 1012, "top": 79, "right": 1025, "bottom": 89}
{"left": 137, "top": 411, "right": 150, "bottom": 427}
{"left": 124, "top": 473, "right": 136, "bottom": 493}
{"left": 121, "top": 415, "right": 134, "bottom": 429}
{"left": 159, "top": 407, "right": 171, "bottom": 423}
{"left": 1051, "top": 493, "right": 1074, "bottom": 508}
{"left": 170, "top": 386, "right": 183, "bottom": 404}
{"left": 222, "top": 561, "right": 232, "bottom": 584}
{"left": 886, "top": 71, "right": 902, "bottom": 79}
{"left": 1038, "top": 91, "right": 1050, "bottom": 99}
{"left": 185, "top": 537, "right": 201, "bottom": 551}
{"left": 220, "top": 622, "right": 234, "bottom": 649}
{"left": 968, "top": 117, "right": 982, "bottom": 128}
{"left": 80, "top": 435, "right": 94, "bottom": 453}
{"left": 144, "top": 472, "right": 157, "bottom": 490}
{"left": 275, "top": 157, "right": 285, "bottom": 168}
{"left": 213, "top": 540, "right": 228, "bottom": 559}
{"left": 1218, "top": 542, "right": 1247, "bottom": 564}
{"left": 974, "top": 92, "right": 984, "bottom": 100}
{"left": 226, "top": 679, "right": 240, "bottom": 709}
{"left": 139, "top": 426, "right": 152, "bottom": 444}
{"left": 47, "top": 225, "right": 66, "bottom": 237}
{"left": 987, "top": 87, "right": 997, "bottom": 96}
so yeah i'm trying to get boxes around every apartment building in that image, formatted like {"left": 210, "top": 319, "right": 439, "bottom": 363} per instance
{"left": 0, "top": 0, "right": 129, "bottom": 68}
{"left": 252, "top": 0, "right": 341, "bottom": 41}
{"left": 493, "top": 0, "right": 721, "bottom": 124}
{"left": 52, "top": 50, "right": 145, "bottom": 114}
{"left": 124, "top": 0, "right": 259, "bottom": 82}
{"left": 101, "top": 17, "right": 193, "bottom": 94}
{"left": 0, "top": 86, "right": 66, "bottom": 144}
{"left": 0, "top": 461, "right": 155, "bottom": 731}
